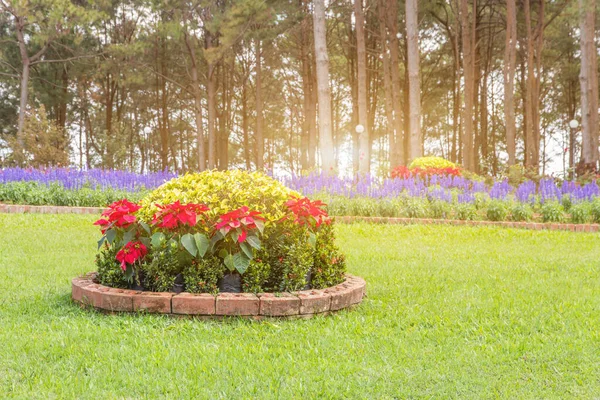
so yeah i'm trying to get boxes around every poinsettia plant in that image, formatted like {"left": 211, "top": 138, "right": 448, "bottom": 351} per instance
{"left": 212, "top": 206, "right": 265, "bottom": 274}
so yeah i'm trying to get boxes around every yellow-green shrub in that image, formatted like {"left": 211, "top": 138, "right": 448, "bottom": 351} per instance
{"left": 408, "top": 156, "right": 457, "bottom": 170}
{"left": 138, "top": 170, "right": 300, "bottom": 224}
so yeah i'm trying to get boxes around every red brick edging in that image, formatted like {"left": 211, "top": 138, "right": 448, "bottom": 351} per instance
{"left": 72, "top": 273, "right": 366, "bottom": 318}
{"left": 335, "top": 216, "right": 600, "bottom": 233}
{"left": 2, "top": 203, "right": 598, "bottom": 232}
{"left": 0, "top": 203, "right": 104, "bottom": 214}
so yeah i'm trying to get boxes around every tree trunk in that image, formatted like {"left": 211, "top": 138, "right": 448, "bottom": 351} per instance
{"left": 459, "top": 0, "right": 475, "bottom": 171}
{"left": 255, "top": 40, "right": 264, "bottom": 170}
{"left": 312, "top": 0, "right": 335, "bottom": 173}
{"left": 387, "top": 0, "right": 404, "bottom": 166}
{"left": 405, "top": 0, "right": 421, "bottom": 161}
{"left": 184, "top": 32, "right": 206, "bottom": 171}
{"left": 504, "top": 0, "right": 517, "bottom": 166}
{"left": 354, "top": 0, "right": 369, "bottom": 175}
{"left": 579, "top": 0, "right": 599, "bottom": 170}
{"left": 300, "top": 6, "right": 312, "bottom": 171}
{"left": 378, "top": 0, "right": 396, "bottom": 168}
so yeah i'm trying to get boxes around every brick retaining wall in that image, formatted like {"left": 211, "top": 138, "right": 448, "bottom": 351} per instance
{"left": 73, "top": 273, "right": 366, "bottom": 319}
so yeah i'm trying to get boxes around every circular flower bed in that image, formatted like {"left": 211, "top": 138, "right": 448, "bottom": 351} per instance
{"left": 92, "top": 170, "right": 350, "bottom": 296}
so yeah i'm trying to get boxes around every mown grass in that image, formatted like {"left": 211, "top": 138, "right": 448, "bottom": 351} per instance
{"left": 0, "top": 214, "right": 598, "bottom": 399}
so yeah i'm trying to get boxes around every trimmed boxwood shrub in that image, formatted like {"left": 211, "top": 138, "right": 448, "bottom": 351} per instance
{"left": 94, "top": 170, "right": 346, "bottom": 294}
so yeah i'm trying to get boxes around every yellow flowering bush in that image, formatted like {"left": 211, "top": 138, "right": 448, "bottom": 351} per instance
{"left": 408, "top": 156, "right": 458, "bottom": 170}
{"left": 138, "top": 170, "right": 300, "bottom": 224}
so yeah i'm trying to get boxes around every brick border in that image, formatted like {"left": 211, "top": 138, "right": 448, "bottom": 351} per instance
{"left": 72, "top": 273, "right": 366, "bottom": 319}
{"left": 2, "top": 203, "right": 598, "bottom": 232}
{"left": 0, "top": 203, "right": 104, "bottom": 214}
{"left": 335, "top": 216, "right": 600, "bottom": 233}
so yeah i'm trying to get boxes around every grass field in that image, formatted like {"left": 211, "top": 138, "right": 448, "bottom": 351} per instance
{"left": 0, "top": 214, "right": 598, "bottom": 399}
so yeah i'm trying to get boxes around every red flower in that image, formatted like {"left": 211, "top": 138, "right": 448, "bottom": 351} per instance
{"left": 390, "top": 165, "right": 412, "bottom": 179}
{"left": 94, "top": 199, "right": 141, "bottom": 233}
{"left": 115, "top": 241, "right": 147, "bottom": 271}
{"left": 284, "top": 196, "right": 330, "bottom": 228}
{"left": 215, "top": 206, "right": 265, "bottom": 242}
{"left": 151, "top": 201, "right": 209, "bottom": 230}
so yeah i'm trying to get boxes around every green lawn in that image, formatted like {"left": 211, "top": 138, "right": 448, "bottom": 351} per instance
{"left": 0, "top": 214, "right": 598, "bottom": 399}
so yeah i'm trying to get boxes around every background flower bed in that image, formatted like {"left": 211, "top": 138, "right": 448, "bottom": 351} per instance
{"left": 3, "top": 167, "right": 600, "bottom": 224}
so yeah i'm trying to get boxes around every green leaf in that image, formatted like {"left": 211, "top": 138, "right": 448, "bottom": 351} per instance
{"left": 254, "top": 219, "right": 265, "bottom": 233}
{"left": 181, "top": 233, "right": 197, "bottom": 257}
{"left": 210, "top": 232, "right": 224, "bottom": 251}
{"left": 123, "top": 229, "right": 135, "bottom": 245}
{"left": 106, "top": 229, "right": 116, "bottom": 244}
{"left": 223, "top": 253, "right": 235, "bottom": 272}
{"left": 230, "top": 229, "right": 240, "bottom": 243}
{"left": 308, "top": 232, "right": 317, "bottom": 248}
{"left": 139, "top": 237, "right": 151, "bottom": 248}
{"left": 139, "top": 221, "right": 151, "bottom": 234}
{"left": 233, "top": 252, "right": 250, "bottom": 274}
{"left": 218, "top": 248, "right": 229, "bottom": 259}
{"left": 123, "top": 264, "right": 134, "bottom": 282}
{"left": 246, "top": 235, "right": 261, "bottom": 250}
{"left": 151, "top": 232, "right": 165, "bottom": 248}
{"left": 193, "top": 233, "right": 210, "bottom": 257}
{"left": 97, "top": 235, "right": 106, "bottom": 250}
{"left": 240, "top": 242, "right": 253, "bottom": 259}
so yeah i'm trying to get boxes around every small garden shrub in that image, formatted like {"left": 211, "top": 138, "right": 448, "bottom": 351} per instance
{"left": 590, "top": 199, "right": 600, "bottom": 223}
{"left": 94, "top": 170, "right": 346, "bottom": 294}
{"left": 455, "top": 203, "right": 476, "bottom": 220}
{"left": 429, "top": 200, "right": 452, "bottom": 219}
{"left": 486, "top": 200, "right": 508, "bottom": 221}
{"left": 541, "top": 201, "right": 564, "bottom": 223}
{"left": 510, "top": 203, "right": 533, "bottom": 222}
{"left": 404, "top": 198, "right": 427, "bottom": 218}
{"left": 569, "top": 203, "right": 590, "bottom": 224}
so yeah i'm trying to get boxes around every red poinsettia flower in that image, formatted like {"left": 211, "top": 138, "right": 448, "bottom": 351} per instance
{"left": 115, "top": 241, "right": 147, "bottom": 271}
{"left": 284, "top": 196, "right": 330, "bottom": 228}
{"left": 94, "top": 199, "right": 141, "bottom": 233}
{"left": 151, "top": 201, "right": 210, "bottom": 230}
{"left": 215, "top": 206, "right": 265, "bottom": 242}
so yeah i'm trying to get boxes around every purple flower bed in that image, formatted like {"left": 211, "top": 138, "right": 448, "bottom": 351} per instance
{"left": 284, "top": 172, "right": 600, "bottom": 205}
{"left": 0, "top": 168, "right": 177, "bottom": 191}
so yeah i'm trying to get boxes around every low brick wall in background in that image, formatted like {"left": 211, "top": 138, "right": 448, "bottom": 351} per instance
{"left": 0, "top": 203, "right": 104, "bottom": 214}
{"left": 335, "top": 216, "right": 600, "bottom": 232}
{"left": 72, "top": 273, "right": 366, "bottom": 319}
{"left": 2, "top": 203, "right": 598, "bottom": 232}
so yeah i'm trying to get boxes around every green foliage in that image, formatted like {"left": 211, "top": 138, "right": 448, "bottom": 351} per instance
{"left": 510, "top": 203, "right": 533, "bottom": 222}
{"left": 139, "top": 170, "right": 299, "bottom": 223}
{"left": 242, "top": 250, "right": 271, "bottom": 293}
{"left": 569, "top": 203, "right": 590, "bottom": 224}
{"left": 455, "top": 203, "right": 477, "bottom": 220}
{"left": 377, "top": 199, "right": 399, "bottom": 217}
{"left": 95, "top": 245, "right": 129, "bottom": 289}
{"left": 428, "top": 200, "right": 451, "bottom": 219}
{"left": 183, "top": 256, "right": 224, "bottom": 294}
{"left": 591, "top": 199, "right": 600, "bottom": 223}
{"left": 347, "top": 197, "right": 378, "bottom": 217}
{"left": 11, "top": 106, "right": 70, "bottom": 168}
{"left": 403, "top": 198, "right": 427, "bottom": 218}
{"left": 561, "top": 194, "right": 573, "bottom": 212}
{"left": 139, "top": 240, "right": 183, "bottom": 292}
{"left": 541, "top": 202, "right": 564, "bottom": 223}
{"left": 311, "top": 223, "right": 345, "bottom": 289}
{"left": 408, "top": 156, "right": 457, "bottom": 170}
{"left": 486, "top": 200, "right": 508, "bottom": 221}
{"left": 0, "top": 182, "right": 147, "bottom": 206}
